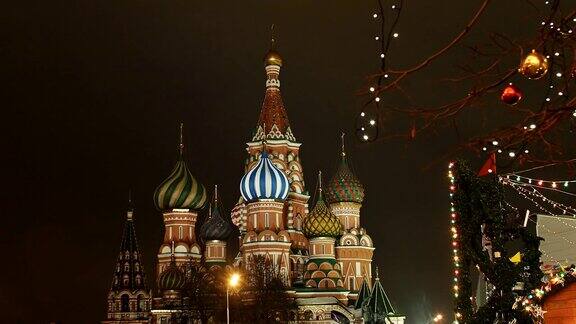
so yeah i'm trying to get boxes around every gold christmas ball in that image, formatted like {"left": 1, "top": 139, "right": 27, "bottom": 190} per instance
{"left": 519, "top": 49, "right": 548, "bottom": 80}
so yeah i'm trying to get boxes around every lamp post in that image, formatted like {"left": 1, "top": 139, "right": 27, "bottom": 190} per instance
{"left": 430, "top": 313, "right": 443, "bottom": 323}
{"left": 227, "top": 273, "right": 240, "bottom": 324}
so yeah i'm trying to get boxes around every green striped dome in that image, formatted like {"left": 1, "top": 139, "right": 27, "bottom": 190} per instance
{"left": 158, "top": 259, "right": 186, "bottom": 291}
{"left": 154, "top": 155, "right": 207, "bottom": 211}
{"left": 325, "top": 156, "right": 365, "bottom": 204}
{"left": 302, "top": 194, "right": 342, "bottom": 238}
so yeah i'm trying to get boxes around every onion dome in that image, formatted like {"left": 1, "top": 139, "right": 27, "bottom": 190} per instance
{"left": 302, "top": 172, "right": 343, "bottom": 238}
{"left": 154, "top": 124, "right": 208, "bottom": 211}
{"left": 325, "top": 134, "right": 365, "bottom": 204}
{"left": 158, "top": 256, "right": 186, "bottom": 291}
{"left": 200, "top": 185, "right": 233, "bottom": 242}
{"left": 240, "top": 151, "right": 289, "bottom": 202}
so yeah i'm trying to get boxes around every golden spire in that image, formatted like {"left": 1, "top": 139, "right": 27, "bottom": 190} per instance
{"left": 127, "top": 189, "right": 133, "bottom": 220}
{"left": 264, "top": 25, "right": 282, "bottom": 67}
{"left": 270, "top": 24, "right": 276, "bottom": 49}
{"left": 341, "top": 132, "right": 346, "bottom": 157}
{"left": 178, "top": 122, "right": 184, "bottom": 156}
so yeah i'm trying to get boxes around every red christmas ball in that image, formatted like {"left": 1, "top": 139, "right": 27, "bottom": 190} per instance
{"left": 501, "top": 84, "right": 523, "bottom": 105}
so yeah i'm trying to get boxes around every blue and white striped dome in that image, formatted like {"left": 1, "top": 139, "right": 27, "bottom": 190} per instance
{"left": 240, "top": 152, "right": 289, "bottom": 202}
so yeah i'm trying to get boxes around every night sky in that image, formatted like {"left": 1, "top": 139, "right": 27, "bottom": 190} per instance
{"left": 3, "top": 1, "right": 547, "bottom": 323}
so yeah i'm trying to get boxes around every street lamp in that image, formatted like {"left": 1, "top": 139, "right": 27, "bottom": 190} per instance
{"left": 432, "top": 313, "right": 443, "bottom": 322}
{"left": 227, "top": 273, "right": 240, "bottom": 324}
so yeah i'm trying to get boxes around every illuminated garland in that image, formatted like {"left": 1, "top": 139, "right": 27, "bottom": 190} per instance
{"left": 503, "top": 180, "right": 576, "bottom": 215}
{"left": 503, "top": 174, "right": 575, "bottom": 191}
{"left": 514, "top": 265, "right": 576, "bottom": 321}
{"left": 447, "top": 160, "right": 543, "bottom": 323}
{"left": 447, "top": 162, "right": 463, "bottom": 322}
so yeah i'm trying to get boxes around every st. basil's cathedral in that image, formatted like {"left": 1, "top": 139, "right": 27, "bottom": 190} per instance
{"left": 101, "top": 44, "right": 406, "bottom": 323}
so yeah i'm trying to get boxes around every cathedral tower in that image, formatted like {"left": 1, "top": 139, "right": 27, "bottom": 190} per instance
{"left": 199, "top": 185, "right": 233, "bottom": 270}
{"left": 102, "top": 197, "right": 151, "bottom": 323}
{"left": 238, "top": 149, "right": 293, "bottom": 280}
{"left": 153, "top": 123, "right": 208, "bottom": 275}
{"left": 232, "top": 41, "right": 308, "bottom": 282}
{"left": 326, "top": 134, "right": 374, "bottom": 294}
{"left": 299, "top": 171, "right": 349, "bottom": 304}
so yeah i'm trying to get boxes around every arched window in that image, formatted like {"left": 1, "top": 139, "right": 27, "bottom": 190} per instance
{"left": 136, "top": 294, "right": 145, "bottom": 311}
{"left": 121, "top": 294, "right": 130, "bottom": 312}
{"left": 124, "top": 262, "right": 129, "bottom": 272}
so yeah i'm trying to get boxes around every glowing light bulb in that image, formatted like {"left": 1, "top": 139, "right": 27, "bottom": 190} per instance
{"left": 393, "top": 32, "right": 399, "bottom": 38}
{"left": 369, "top": 119, "right": 376, "bottom": 125}
{"left": 360, "top": 112, "right": 365, "bottom": 117}
{"left": 362, "top": 134, "right": 369, "bottom": 141}
{"left": 369, "top": 87, "right": 375, "bottom": 92}
{"left": 509, "top": 151, "right": 516, "bottom": 158}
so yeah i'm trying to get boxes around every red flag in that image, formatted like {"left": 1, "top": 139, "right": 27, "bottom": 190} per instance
{"left": 478, "top": 153, "right": 497, "bottom": 176}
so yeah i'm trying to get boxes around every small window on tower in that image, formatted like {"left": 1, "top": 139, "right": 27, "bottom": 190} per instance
{"left": 120, "top": 294, "right": 130, "bottom": 312}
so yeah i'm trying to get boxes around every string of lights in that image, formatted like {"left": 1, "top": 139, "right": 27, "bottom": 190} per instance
{"left": 503, "top": 180, "right": 576, "bottom": 215}
{"left": 504, "top": 185, "right": 572, "bottom": 263}
{"left": 534, "top": 217, "right": 576, "bottom": 246}
{"left": 446, "top": 162, "right": 462, "bottom": 323}
{"left": 357, "top": 0, "right": 403, "bottom": 142}
{"left": 503, "top": 174, "right": 575, "bottom": 191}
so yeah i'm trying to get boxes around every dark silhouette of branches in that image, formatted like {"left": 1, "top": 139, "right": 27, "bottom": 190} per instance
{"left": 359, "top": 0, "right": 576, "bottom": 167}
